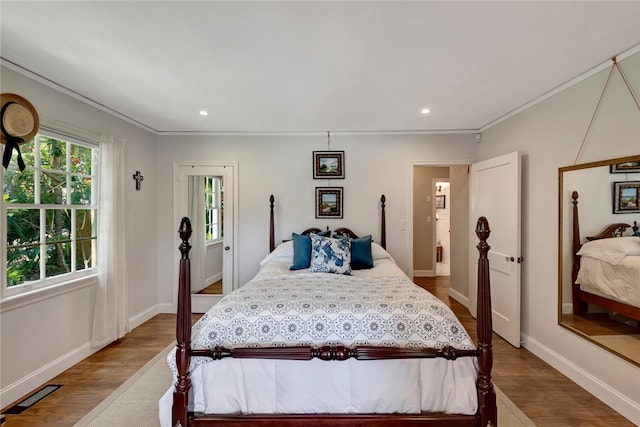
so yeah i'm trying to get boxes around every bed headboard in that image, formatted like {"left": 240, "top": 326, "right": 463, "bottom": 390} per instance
{"left": 269, "top": 194, "right": 387, "bottom": 252}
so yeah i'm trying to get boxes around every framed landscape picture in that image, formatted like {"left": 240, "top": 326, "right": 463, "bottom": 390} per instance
{"left": 313, "top": 151, "right": 344, "bottom": 179}
{"left": 610, "top": 161, "right": 640, "bottom": 173}
{"left": 613, "top": 181, "right": 640, "bottom": 214}
{"left": 316, "top": 187, "right": 343, "bottom": 218}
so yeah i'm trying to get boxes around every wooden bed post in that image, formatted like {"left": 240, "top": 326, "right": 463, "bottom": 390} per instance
{"left": 380, "top": 194, "right": 386, "bottom": 249}
{"left": 571, "top": 191, "right": 587, "bottom": 315}
{"left": 475, "top": 217, "right": 497, "bottom": 427}
{"left": 269, "top": 195, "right": 275, "bottom": 253}
{"left": 173, "top": 217, "right": 193, "bottom": 427}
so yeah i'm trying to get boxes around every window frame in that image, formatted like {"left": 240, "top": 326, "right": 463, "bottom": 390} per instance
{"left": 2, "top": 129, "right": 99, "bottom": 300}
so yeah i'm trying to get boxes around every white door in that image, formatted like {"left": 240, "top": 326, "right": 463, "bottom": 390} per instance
{"left": 469, "top": 151, "right": 522, "bottom": 348}
{"left": 175, "top": 162, "right": 238, "bottom": 313}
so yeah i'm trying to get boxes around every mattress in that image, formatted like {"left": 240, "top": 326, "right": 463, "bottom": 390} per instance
{"left": 576, "top": 255, "right": 640, "bottom": 309}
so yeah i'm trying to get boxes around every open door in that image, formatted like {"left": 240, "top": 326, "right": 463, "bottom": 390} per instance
{"left": 469, "top": 151, "right": 522, "bottom": 348}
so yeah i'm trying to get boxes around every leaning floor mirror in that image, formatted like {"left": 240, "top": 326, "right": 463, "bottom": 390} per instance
{"left": 558, "top": 154, "right": 640, "bottom": 367}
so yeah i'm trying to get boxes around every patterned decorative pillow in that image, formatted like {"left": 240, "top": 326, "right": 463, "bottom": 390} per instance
{"left": 309, "top": 234, "right": 352, "bottom": 275}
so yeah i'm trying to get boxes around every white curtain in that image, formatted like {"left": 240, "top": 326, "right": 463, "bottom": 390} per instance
{"left": 188, "top": 176, "right": 206, "bottom": 293}
{"left": 91, "top": 134, "right": 129, "bottom": 347}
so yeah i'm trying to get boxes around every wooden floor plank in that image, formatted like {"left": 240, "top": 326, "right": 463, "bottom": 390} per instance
{"left": 1, "top": 279, "right": 634, "bottom": 426}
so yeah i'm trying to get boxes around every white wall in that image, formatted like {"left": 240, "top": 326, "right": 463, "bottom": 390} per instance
{"left": 156, "top": 134, "right": 478, "bottom": 307}
{"left": 0, "top": 66, "right": 159, "bottom": 407}
{"left": 479, "top": 52, "right": 640, "bottom": 423}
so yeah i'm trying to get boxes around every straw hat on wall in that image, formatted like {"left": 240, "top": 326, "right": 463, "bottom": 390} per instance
{"left": 1, "top": 93, "right": 39, "bottom": 171}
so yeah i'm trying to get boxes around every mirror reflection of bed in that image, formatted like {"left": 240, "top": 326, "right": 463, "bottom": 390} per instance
{"left": 558, "top": 155, "right": 640, "bottom": 367}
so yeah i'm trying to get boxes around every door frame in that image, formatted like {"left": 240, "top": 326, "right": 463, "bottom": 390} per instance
{"left": 172, "top": 161, "right": 239, "bottom": 312}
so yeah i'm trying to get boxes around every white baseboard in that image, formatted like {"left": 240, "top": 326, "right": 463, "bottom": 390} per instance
{"left": 0, "top": 342, "right": 93, "bottom": 409}
{"left": 448, "top": 288, "right": 469, "bottom": 308}
{"left": 206, "top": 272, "right": 222, "bottom": 285}
{"left": 129, "top": 304, "right": 159, "bottom": 330}
{"left": 1, "top": 305, "right": 162, "bottom": 409}
{"left": 522, "top": 334, "right": 640, "bottom": 425}
{"left": 413, "top": 270, "right": 435, "bottom": 277}
{"left": 158, "top": 302, "right": 174, "bottom": 313}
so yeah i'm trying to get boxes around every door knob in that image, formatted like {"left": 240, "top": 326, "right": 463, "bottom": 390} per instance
{"left": 224, "top": 246, "right": 230, "bottom": 251}
{"left": 505, "top": 256, "right": 514, "bottom": 262}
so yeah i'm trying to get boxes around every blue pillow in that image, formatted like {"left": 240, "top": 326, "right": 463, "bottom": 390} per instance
{"left": 350, "top": 235, "right": 373, "bottom": 270}
{"left": 290, "top": 230, "right": 331, "bottom": 270}
{"left": 290, "top": 233, "right": 311, "bottom": 270}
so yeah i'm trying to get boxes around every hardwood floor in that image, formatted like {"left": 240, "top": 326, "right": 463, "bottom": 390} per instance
{"left": 1, "top": 278, "right": 634, "bottom": 426}
{"left": 414, "top": 276, "right": 634, "bottom": 426}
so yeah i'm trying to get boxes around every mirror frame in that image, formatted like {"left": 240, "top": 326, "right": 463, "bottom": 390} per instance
{"left": 558, "top": 154, "right": 640, "bottom": 366}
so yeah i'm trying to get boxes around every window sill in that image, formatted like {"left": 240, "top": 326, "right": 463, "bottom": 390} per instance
{"left": 0, "top": 275, "right": 98, "bottom": 314}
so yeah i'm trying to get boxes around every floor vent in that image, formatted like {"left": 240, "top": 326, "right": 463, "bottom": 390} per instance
{"left": 3, "top": 385, "right": 62, "bottom": 414}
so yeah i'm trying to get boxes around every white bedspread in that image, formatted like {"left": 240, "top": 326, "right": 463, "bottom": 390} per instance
{"left": 159, "top": 257, "right": 479, "bottom": 426}
{"left": 576, "top": 255, "right": 640, "bottom": 308}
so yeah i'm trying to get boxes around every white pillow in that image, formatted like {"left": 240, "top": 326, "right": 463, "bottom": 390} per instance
{"left": 577, "top": 236, "right": 640, "bottom": 265}
{"left": 259, "top": 240, "right": 293, "bottom": 267}
{"left": 371, "top": 242, "right": 393, "bottom": 261}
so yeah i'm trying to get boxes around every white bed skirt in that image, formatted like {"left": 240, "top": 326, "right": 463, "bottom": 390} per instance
{"left": 159, "top": 356, "right": 478, "bottom": 427}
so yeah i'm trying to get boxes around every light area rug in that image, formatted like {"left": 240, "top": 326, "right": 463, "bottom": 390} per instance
{"left": 76, "top": 344, "right": 535, "bottom": 427}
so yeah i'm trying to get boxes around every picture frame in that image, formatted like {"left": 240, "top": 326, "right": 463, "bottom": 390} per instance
{"left": 610, "top": 161, "right": 640, "bottom": 173}
{"left": 316, "top": 187, "right": 343, "bottom": 218}
{"left": 613, "top": 181, "right": 640, "bottom": 214}
{"left": 435, "top": 195, "right": 446, "bottom": 209}
{"left": 313, "top": 151, "right": 344, "bottom": 179}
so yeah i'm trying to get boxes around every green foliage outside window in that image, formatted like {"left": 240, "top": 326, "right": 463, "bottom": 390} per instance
{"left": 4, "top": 135, "right": 97, "bottom": 288}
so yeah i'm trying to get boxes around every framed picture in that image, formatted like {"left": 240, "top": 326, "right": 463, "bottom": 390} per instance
{"left": 313, "top": 151, "right": 344, "bottom": 179}
{"left": 435, "top": 195, "right": 446, "bottom": 209}
{"left": 316, "top": 187, "right": 343, "bottom": 218}
{"left": 613, "top": 181, "right": 640, "bottom": 214}
{"left": 610, "top": 161, "right": 640, "bottom": 173}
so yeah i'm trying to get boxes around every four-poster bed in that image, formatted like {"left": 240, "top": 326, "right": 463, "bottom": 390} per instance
{"left": 164, "top": 194, "right": 497, "bottom": 427}
{"left": 570, "top": 190, "right": 640, "bottom": 321}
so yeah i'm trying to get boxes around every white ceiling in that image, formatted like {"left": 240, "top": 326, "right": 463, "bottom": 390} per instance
{"left": 1, "top": 1, "right": 639, "bottom": 134}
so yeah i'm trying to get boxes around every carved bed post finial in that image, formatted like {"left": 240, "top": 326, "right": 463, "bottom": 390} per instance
{"left": 174, "top": 217, "right": 192, "bottom": 427}
{"left": 380, "top": 194, "right": 386, "bottom": 249}
{"left": 269, "top": 195, "right": 275, "bottom": 253}
{"left": 475, "top": 216, "right": 497, "bottom": 427}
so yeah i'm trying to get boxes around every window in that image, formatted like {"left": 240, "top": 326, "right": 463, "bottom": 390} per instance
{"left": 2, "top": 130, "right": 98, "bottom": 297}
{"left": 204, "top": 176, "right": 222, "bottom": 243}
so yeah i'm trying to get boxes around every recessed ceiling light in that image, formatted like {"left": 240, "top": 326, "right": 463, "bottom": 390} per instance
{"left": 199, "top": 110, "right": 208, "bottom": 116}
{"left": 421, "top": 108, "right": 430, "bottom": 115}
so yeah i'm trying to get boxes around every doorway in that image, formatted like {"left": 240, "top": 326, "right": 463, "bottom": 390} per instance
{"left": 411, "top": 164, "right": 470, "bottom": 303}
